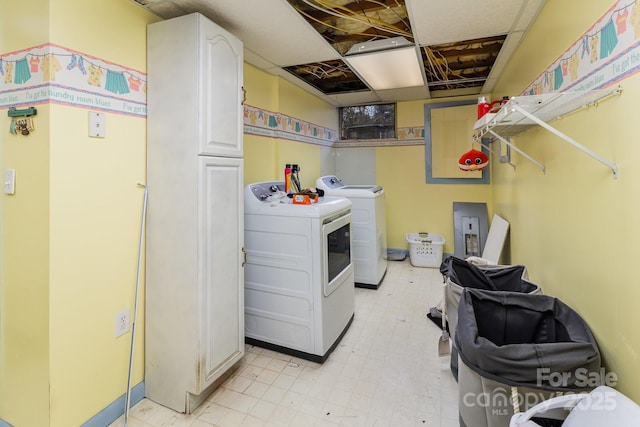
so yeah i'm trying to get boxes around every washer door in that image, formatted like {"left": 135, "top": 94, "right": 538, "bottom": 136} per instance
{"left": 323, "top": 211, "right": 353, "bottom": 297}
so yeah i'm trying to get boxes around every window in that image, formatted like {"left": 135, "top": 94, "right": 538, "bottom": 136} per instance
{"left": 424, "top": 100, "right": 490, "bottom": 184}
{"left": 339, "top": 103, "right": 396, "bottom": 140}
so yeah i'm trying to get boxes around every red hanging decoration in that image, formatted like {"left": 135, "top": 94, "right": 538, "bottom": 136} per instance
{"left": 458, "top": 148, "right": 489, "bottom": 171}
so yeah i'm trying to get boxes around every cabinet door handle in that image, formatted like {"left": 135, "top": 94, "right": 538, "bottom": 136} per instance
{"left": 241, "top": 247, "right": 247, "bottom": 267}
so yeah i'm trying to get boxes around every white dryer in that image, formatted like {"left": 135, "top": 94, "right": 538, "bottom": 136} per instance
{"left": 244, "top": 181, "right": 355, "bottom": 363}
{"left": 316, "top": 175, "right": 387, "bottom": 289}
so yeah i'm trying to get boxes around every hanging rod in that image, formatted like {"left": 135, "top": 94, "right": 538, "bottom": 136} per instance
{"left": 488, "top": 130, "right": 545, "bottom": 173}
{"left": 473, "top": 87, "right": 622, "bottom": 179}
{"left": 510, "top": 104, "right": 618, "bottom": 179}
{"left": 475, "top": 138, "right": 516, "bottom": 169}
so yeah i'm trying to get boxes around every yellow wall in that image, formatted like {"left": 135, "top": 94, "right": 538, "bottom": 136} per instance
{"left": 49, "top": 0, "right": 150, "bottom": 70}
{"left": 376, "top": 96, "right": 493, "bottom": 252}
{"left": 243, "top": 65, "right": 336, "bottom": 188}
{"left": 49, "top": 2, "right": 158, "bottom": 424}
{"left": 243, "top": 64, "right": 279, "bottom": 184}
{"left": 1, "top": 105, "right": 51, "bottom": 427}
{"left": 1, "top": 2, "right": 51, "bottom": 425}
{"left": 277, "top": 79, "right": 336, "bottom": 189}
{"left": 242, "top": 64, "right": 494, "bottom": 254}
{"left": 1, "top": 0, "right": 159, "bottom": 426}
{"left": 492, "top": 0, "right": 639, "bottom": 401}
{"left": 243, "top": 0, "right": 640, "bottom": 404}
{"left": 376, "top": 143, "right": 493, "bottom": 253}
{"left": 2, "top": 1, "right": 637, "bottom": 426}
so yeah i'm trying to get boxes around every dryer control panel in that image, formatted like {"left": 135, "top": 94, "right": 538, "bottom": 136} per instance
{"left": 248, "top": 181, "right": 286, "bottom": 201}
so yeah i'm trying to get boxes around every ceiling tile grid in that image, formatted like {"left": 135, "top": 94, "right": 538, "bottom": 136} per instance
{"left": 133, "top": 0, "right": 546, "bottom": 105}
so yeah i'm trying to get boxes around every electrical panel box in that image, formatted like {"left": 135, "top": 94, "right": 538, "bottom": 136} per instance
{"left": 453, "top": 202, "right": 488, "bottom": 260}
{"left": 461, "top": 215, "right": 481, "bottom": 257}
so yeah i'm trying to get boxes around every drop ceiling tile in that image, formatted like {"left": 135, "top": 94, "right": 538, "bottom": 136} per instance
{"left": 173, "top": 0, "right": 341, "bottom": 66}
{"left": 133, "top": 0, "right": 546, "bottom": 104}
{"left": 408, "top": 0, "right": 527, "bottom": 45}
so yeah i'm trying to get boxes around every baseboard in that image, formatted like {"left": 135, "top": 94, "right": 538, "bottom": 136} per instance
{"left": 80, "top": 381, "right": 145, "bottom": 427}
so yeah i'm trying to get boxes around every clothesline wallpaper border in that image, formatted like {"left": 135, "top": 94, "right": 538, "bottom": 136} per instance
{"left": 1, "top": 43, "right": 424, "bottom": 147}
{"left": 522, "top": 0, "right": 640, "bottom": 95}
{"left": 243, "top": 104, "right": 424, "bottom": 147}
{"left": 0, "top": 43, "right": 147, "bottom": 116}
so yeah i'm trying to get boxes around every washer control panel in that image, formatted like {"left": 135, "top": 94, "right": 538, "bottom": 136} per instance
{"left": 319, "top": 175, "right": 344, "bottom": 189}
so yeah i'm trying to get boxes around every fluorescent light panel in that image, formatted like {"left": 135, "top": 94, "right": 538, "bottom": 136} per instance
{"left": 345, "top": 46, "right": 424, "bottom": 90}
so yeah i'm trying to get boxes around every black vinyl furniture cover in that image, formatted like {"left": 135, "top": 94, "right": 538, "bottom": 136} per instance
{"left": 439, "top": 256, "right": 541, "bottom": 381}
{"left": 440, "top": 256, "right": 536, "bottom": 293}
{"left": 456, "top": 288, "right": 601, "bottom": 392}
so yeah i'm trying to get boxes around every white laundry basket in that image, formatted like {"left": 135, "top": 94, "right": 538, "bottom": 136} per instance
{"left": 406, "top": 232, "right": 445, "bottom": 267}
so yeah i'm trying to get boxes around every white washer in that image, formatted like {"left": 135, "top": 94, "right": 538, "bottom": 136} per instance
{"left": 316, "top": 175, "right": 387, "bottom": 289}
{"left": 244, "top": 181, "right": 355, "bottom": 363}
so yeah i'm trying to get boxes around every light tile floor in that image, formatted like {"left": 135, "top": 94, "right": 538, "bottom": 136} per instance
{"left": 109, "top": 259, "right": 459, "bottom": 427}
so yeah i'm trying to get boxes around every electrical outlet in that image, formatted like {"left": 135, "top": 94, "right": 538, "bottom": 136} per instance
{"left": 115, "top": 309, "right": 130, "bottom": 337}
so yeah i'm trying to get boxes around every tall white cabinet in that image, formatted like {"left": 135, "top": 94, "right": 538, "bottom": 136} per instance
{"left": 145, "top": 13, "right": 245, "bottom": 413}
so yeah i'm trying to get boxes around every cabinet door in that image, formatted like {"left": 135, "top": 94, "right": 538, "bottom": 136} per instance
{"left": 197, "top": 156, "right": 244, "bottom": 391}
{"left": 200, "top": 17, "right": 244, "bottom": 157}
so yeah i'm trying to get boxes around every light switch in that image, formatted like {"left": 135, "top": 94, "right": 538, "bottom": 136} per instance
{"left": 89, "top": 111, "right": 105, "bottom": 138}
{"left": 4, "top": 169, "right": 15, "bottom": 195}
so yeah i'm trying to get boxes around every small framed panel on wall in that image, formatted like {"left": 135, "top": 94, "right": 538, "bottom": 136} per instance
{"left": 424, "top": 100, "right": 489, "bottom": 184}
